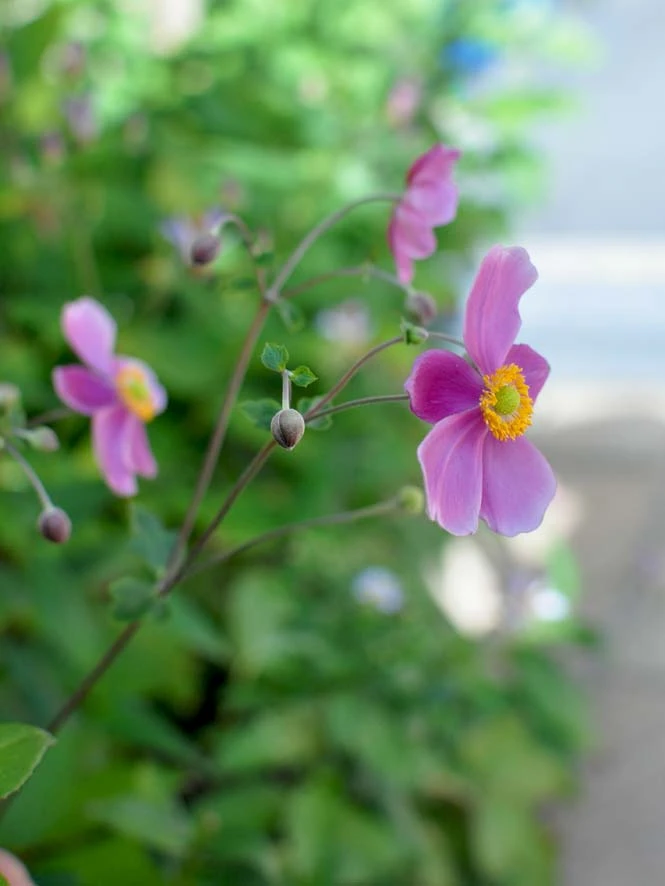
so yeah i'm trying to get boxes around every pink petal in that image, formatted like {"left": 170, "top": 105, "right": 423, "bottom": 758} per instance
{"left": 505, "top": 343, "right": 549, "bottom": 404}
{"left": 92, "top": 405, "right": 137, "bottom": 496}
{"left": 62, "top": 297, "right": 116, "bottom": 376}
{"left": 417, "top": 409, "right": 487, "bottom": 536}
{"left": 0, "top": 848, "right": 36, "bottom": 886}
{"left": 405, "top": 349, "right": 483, "bottom": 424}
{"left": 391, "top": 203, "right": 437, "bottom": 258}
{"left": 480, "top": 436, "right": 556, "bottom": 536}
{"left": 125, "top": 414, "right": 157, "bottom": 478}
{"left": 463, "top": 246, "right": 538, "bottom": 375}
{"left": 407, "top": 144, "right": 461, "bottom": 186}
{"left": 52, "top": 365, "right": 116, "bottom": 415}
{"left": 404, "top": 180, "right": 458, "bottom": 227}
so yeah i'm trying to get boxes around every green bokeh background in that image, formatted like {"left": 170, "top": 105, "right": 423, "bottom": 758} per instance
{"left": 0, "top": 1, "right": 592, "bottom": 883}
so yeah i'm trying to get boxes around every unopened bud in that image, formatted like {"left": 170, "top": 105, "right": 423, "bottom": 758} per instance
{"left": 22, "top": 426, "right": 59, "bottom": 452}
{"left": 405, "top": 291, "right": 438, "bottom": 327}
{"left": 38, "top": 507, "right": 72, "bottom": 544}
{"left": 270, "top": 408, "right": 305, "bottom": 450}
{"left": 190, "top": 233, "right": 222, "bottom": 266}
{"left": 0, "top": 383, "right": 20, "bottom": 411}
{"left": 396, "top": 485, "right": 425, "bottom": 515}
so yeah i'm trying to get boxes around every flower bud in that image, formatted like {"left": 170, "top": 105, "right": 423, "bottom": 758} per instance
{"left": 22, "top": 426, "right": 59, "bottom": 452}
{"left": 270, "top": 408, "right": 305, "bottom": 451}
{"left": 405, "top": 290, "right": 438, "bottom": 326}
{"left": 38, "top": 507, "right": 72, "bottom": 544}
{"left": 190, "top": 233, "right": 222, "bottom": 266}
{"left": 396, "top": 485, "right": 425, "bottom": 515}
{"left": 0, "top": 383, "right": 20, "bottom": 411}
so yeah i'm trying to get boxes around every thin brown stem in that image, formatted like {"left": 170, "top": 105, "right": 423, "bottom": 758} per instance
{"left": 186, "top": 499, "right": 399, "bottom": 579}
{"left": 307, "top": 393, "right": 408, "bottom": 422}
{"left": 26, "top": 407, "right": 74, "bottom": 428}
{"left": 282, "top": 264, "right": 407, "bottom": 300}
{"left": 3, "top": 440, "right": 52, "bottom": 510}
{"left": 267, "top": 194, "right": 400, "bottom": 298}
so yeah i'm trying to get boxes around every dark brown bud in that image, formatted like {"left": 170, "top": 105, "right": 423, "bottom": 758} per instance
{"left": 270, "top": 408, "right": 305, "bottom": 450}
{"left": 38, "top": 507, "right": 72, "bottom": 544}
{"left": 190, "top": 233, "right": 222, "bottom": 266}
{"left": 405, "top": 291, "right": 438, "bottom": 327}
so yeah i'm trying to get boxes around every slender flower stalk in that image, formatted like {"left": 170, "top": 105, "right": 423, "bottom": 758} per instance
{"left": 282, "top": 263, "right": 408, "bottom": 300}
{"left": 267, "top": 194, "right": 400, "bottom": 299}
{"left": 184, "top": 498, "right": 400, "bottom": 579}
{"left": 306, "top": 393, "right": 409, "bottom": 422}
{"left": 3, "top": 440, "right": 53, "bottom": 510}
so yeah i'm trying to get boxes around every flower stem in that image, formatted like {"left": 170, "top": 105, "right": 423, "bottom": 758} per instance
{"left": 267, "top": 194, "right": 400, "bottom": 298}
{"left": 281, "top": 370, "right": 291, "bottom": 410}
{"left": 184, "top": 498, "right": 399, "bottom": 579}
{"left": 307, "top": 393, "right": 408, "bottom": 422}
{"left": 3, "top": 440, "right": 52, "bottom": 510}
{"left": 282, "top": 263, "right": 407, "bottom": 300}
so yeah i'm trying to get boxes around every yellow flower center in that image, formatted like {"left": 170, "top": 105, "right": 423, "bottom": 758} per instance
{"left": 116, "top": 365, "right": 157, "bottom": 422}
{"left": 479, "top": 363, "right": 533, "bottom": 441}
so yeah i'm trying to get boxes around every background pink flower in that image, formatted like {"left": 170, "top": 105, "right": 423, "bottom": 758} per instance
{"left": 405, "top": 245, "right": 556, "bottom": 536}
{"left": 0, "top": 848, "right": 36, "bottom": 886}
{"left": 387, "top": 144, "right": 461, "bottom": 285}
{"left": 53, "top": 297, "right": 166, "bottom": 496}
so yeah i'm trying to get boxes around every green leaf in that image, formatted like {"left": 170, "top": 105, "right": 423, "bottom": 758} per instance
{"left": 400, "top": 318, "right": 428, "bottom": 344}
{"left": 240, "top": 398, "right": 281, "bottom": 431}
{"left": 0, "top": 722, "right": 54, "bottom": 800}
{"left": 109, "top": 577, "right": 156, "bottom": 622}
{"left": 260, "top": 342, "right": 289, "bottom": 373}
{"left": 289, "top": 365, "right": 318, "bottom": 388}
{"left": 129, "top": 506, "right": 177, "bottom": 576}
{"left": 89, "top": 796, "right": 194, "bottom": 857}
{"left": 275, "top": 298, "right": 305, "bottom": 333}
{"left": 298, "top": 397, "right": 332, "bottom": 430}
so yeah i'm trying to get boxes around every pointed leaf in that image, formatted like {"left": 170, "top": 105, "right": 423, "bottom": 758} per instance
{"left": 260, "top": 342, "right": 289, "bottom": 373}
{"left": 289, "top": 366, "right": 318, "bottom": 388}
{"left": 0, "top": 723, "right": 54, "bottom": 800}
{"left": 241, "top": 398, "right": 281, "bottom": 431}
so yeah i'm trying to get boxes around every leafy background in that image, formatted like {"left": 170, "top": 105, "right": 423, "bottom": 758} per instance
{"left": 0, "top": 0, "right": 593, "bottom": 883}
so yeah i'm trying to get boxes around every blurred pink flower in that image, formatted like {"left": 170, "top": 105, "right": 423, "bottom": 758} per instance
{"left": 0, "top": 848, "right": 36, "bottom": 886}
{"left": 405, "top": 245, "right": 556, "bottom": 536}
{"left": 387, "top": 144, "right": 461, "bottom": 285}
{"left": 53, "top": 297, "right": 166, "bottom": 496}
{"left": 160, "top": 209, "right": 225, "bottom": 265}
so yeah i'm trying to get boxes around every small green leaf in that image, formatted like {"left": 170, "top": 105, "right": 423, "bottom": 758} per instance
{"left": 129, "top": 506, "right": 177, "bottom": 576}
{"left": 400, "top": 318, "right": 428, "bottom": 344}
{"left": 109, "top": 577, "right": 156, "bottom": 622}
{"left": 241, "top": 398, "right": 281, "bottom": 431}
{"left": 0, "top": 723, "right": 55, "bottom": 800}
{"left": 260, "top": 342, "right": 289, "bottom": 373}
{"left": 275, "top": 298, "right": 305, "bottom": 333}
{"left": 289, "top": 365, "right": 318, "bottom": 388}
{"left": 298, "top": 397, "right": 332, "bottom": 431}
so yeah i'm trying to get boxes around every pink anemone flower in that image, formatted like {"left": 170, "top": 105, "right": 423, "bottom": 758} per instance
{"left": 53, "top": 297, "right": 166, "bottom": 496}
{"left": 387, "top": 144, "right": 461, "bottom": 285}
{"left": 0, "top": 848, "right": 36, "bottom": 885}
{"left": 405, "top": 245, "right": 556, "bottom": 536}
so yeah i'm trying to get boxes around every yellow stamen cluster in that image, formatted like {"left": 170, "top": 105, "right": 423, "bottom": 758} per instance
{"left": 116, "top": 365, "right": 157, "bottom": 422}
{"left": 479, "top": 363, "right": 533, "bottom": 441}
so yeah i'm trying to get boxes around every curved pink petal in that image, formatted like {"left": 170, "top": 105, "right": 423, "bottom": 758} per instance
{"left": 387, "top": 213, "right": 415, "bottom": 284}
{"left": 124, "top": 414, "right": 157, "bottom": 478}
{"left": 52, "top": 365, "right": 116, "bottom": 415}
{"left": 418, "top": 409, "right": 487, "bottom": 536}
{"left": 405, "top": 180, "right": 459, "bottom": 227}
{"left": 62, "top": 297, "right": 116, "bottom": 376}
{"left": 0, "top": 848, "right": 36, "bottom": 885}
{"left": 505, "top": 343, "right": 549, "bottom": 404}
{"left": 407, "top": 144, "right": 461, "bottom": 186}
{"left": 391, "top": 204, "right": 437, "bottom": 258}
{"left": 480, "top": 436, "right": 556, "bottom": 536}
{"left": 92, "top": 405, "right": 137, "bottom": 496}
{"left": 405, "top": 349, "right": 483, "bottom": 424}
{"left": 463, "top": 246, "right": 538, "bottom": 375}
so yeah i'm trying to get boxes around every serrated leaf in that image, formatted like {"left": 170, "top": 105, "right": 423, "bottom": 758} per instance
{"left": 129, "top": 506, "right": 177, "bottom": 576}
{"left": 0, "top": 723, "right": 54, "bottom": 800}
{"left": 260, "top": 342, "right": 289, "bottom": 373}
{"left": 400, "top": 317, "right": 428, "bottom": 344}
{"left": 275, "top": 298, "right": 305, "bottom": 333}
{"left": 109, "top": 577, "right": 156, "bottom": 622}
{"left": 298, "top": 397, "right": 332, "bottom": 430}
{"left": 241, "top": 398, "right": 281, "bottom": 431}
{"left": 289, "top": 365, "right": 318, "bottom": 388}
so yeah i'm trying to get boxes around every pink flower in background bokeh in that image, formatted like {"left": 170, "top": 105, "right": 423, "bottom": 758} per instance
{"left": 387, "top": 144, "right": 461, "bottom": 285}
{"left": 53, "top": 297, "right": 166, "bottom": 496}
{"left": 0, "top": 848, "right": 36, "bottom": 886}
{"left": 405, "top": 245, "right": 556, "bottom": 536}
{"left": 160, "top": 209, "right": 226, "bottom": 265}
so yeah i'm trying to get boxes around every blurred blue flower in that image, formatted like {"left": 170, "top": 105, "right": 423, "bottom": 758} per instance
{"left": 352, "top": 567, "right": 404, "bottom": 614}
{"left": 443, "top": 38, "right": 499, "bottom": 77}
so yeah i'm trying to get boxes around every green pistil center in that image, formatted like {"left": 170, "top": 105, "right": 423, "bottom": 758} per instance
{"left": 494, "top": 384, "right": 520, "bottom": 416}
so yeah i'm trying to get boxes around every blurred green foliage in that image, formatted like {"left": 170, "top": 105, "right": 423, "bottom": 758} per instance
{"left": 0, "top": 0, "right": 594, "bottom": 883}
